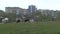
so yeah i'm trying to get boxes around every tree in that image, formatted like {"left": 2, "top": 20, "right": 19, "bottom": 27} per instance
{"left": 0, "top": 10, "right": 4, "bottom": 17}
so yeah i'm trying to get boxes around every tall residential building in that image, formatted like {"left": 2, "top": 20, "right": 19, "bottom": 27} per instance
{"left": 23, "top": 9, "right": 29, "bottom": 15}
{"left": 5, "top": 7, "right": 23, "bottom": 13}
{"left": 28, "top": 5, "right": 37, "bottom": 13}
{"left": 5, "top": 7, "right": 23, "bottom": 20}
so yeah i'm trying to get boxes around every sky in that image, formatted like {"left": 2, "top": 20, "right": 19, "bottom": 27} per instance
{"left": 0, "top": 0, "right": 60, "bottom": 11}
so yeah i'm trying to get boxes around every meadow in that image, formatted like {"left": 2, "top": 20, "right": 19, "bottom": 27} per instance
{"left": 0, "top": 21, "right": 60, "bottom": 34}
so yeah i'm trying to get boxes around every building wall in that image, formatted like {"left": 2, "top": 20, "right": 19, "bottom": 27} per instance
{"left": 28, "top": 5, "right": 37, "bottom": 13}
{"left": 5, "top": 7, "right": 21, "bottom": 13}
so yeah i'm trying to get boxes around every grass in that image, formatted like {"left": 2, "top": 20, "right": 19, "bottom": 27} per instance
{"left": 0, "top": 21, "right": 60, "bottom": 34}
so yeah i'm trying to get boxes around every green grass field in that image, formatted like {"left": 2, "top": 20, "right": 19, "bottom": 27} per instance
{"left": 0, "top": 21, "right": 60, "bottom": 34}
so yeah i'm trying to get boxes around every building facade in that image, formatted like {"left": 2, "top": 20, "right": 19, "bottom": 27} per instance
{"left": 28, "top": 5, "right": 37, "bottom": 13}
{"left": 5, "top": 7, "right": 22, "bottom": 13}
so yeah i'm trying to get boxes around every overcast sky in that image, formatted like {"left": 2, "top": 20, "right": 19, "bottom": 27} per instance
{"left": 0, "top": 0, "right": 60, "bottom": 11}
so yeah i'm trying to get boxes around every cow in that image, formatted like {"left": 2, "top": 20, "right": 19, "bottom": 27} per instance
{"left": 2, "top": 17, "right": 9, "bottom": 23}
{"left": 16, "top": 20, "right": 20, "bottom": 23}
{"left": 24, "top": 19, "right": 30, "bottom": 22}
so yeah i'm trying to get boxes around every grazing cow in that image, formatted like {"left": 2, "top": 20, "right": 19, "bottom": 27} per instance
{"left": 2, "top": 17, "right": 9, "bottom": 23}
{"left": 16, "top": 20, "right": 20, "bottom": 23}
{"left": 24, "top": 19, "right": 29, "bottom": 22}
{"left": 4, "top": 17, "right": 8, "bottom": 23}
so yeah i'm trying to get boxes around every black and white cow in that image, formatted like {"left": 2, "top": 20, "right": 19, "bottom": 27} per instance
{"left": 24, "top": 19, "right": 30, "bottom": 22}
{"left": 16, "top": 20, "right": 21, "bottom": 23}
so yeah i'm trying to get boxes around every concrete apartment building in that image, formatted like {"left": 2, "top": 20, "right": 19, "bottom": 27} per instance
{"left": 5, "top": 7, "right": 23, "bottom": 14}
{"left": 38, "top": 9, "right": 57, "bottom": 16}
{"left": 28, "top": 5, "right": 37, "bottom": 13}
{"left": 5, "top": 7, "right": 29, "bottom": 15}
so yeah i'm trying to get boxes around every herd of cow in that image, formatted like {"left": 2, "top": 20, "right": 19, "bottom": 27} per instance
{"left": 16, "top": 19, "right": 30, "bottom": 23}
{"left": 0, "top": 17, "right": 34, "bottom": 23}
{"left": 0, "top": 16, "right": 56, "bottom": 23}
